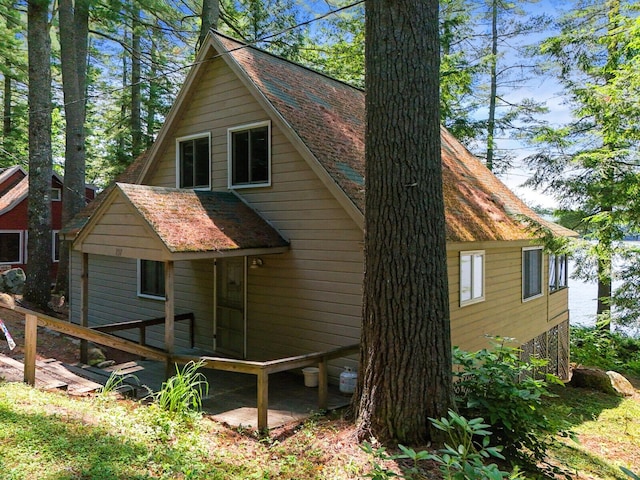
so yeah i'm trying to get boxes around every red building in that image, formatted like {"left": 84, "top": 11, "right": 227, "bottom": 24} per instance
{"left": 0, "top": 166, "right": 96, "bottom": 280}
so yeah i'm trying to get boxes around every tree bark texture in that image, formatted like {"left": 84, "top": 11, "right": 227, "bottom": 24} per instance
{"left": 356, "top": 0, "right": 453, "bottom": 444}
{"left": 131, "top": 7, "right": 142, "bottom": 157}
{"left": 486, "top": 0, "right": 498, "bottom": 171}
{"left": 198, "top": 0, "right": 220, "bottom": 50}
{"left": 25, "top": 0, "right": 53, "bottom": 309}
{"left": 57, "top": 0, "right": 89, "bottom": 295}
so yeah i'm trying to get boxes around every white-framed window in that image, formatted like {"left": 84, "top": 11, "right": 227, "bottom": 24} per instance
{"left": 176, "top": 132, "right": 211, "bottom": 189}
{"left": 549, "top": 253, "right": 568, "bottom": 293}
{"left": 460, "top": 250, "right": 485, "bottom": 306}
{"left": 0, "top": 231, "right": 22, "bottom": 264}
{"left": 51, "top": 188, "right": 62, "bottom": 201}
{"left": 228, "top": 121, "right": 271, "bottom": 188}
{"left": 523, "top": 247, "right": 543, "bottom": 301}
{"left": 138, "top": 259, "right": 165, "bottom": 300}
{"left": 52, "top": 231, "right": 60, "bottom": 262}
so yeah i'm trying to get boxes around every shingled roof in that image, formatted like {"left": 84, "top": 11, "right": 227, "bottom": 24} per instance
{"left": 115, "top": 183, "right": 289, "bottom": 254}
{"left": 212, "top": 32, "right": 574, "bottom": 242}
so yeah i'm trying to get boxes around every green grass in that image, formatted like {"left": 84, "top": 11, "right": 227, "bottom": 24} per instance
{"left": 542, "top": 383, "right": 640, "bottom": 479}
{"left": 0, "top": 381, "right": 364, "bottom": 479}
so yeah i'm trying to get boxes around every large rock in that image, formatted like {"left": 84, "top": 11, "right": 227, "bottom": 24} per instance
{"left": 570, "top": 367, "right": 636, "bottom": 397}
{"left": 606, "top": 371, "right": 636, "bottom": 397}
{"left": 0, "top": 268, "right": 25, "bottom": 295}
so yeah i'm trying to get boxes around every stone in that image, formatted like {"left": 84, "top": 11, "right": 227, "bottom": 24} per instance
{"left": 0, "top": 268, "right": 25, "bottom": 295}
{"left": 570, "top": 367, "right": 637, "bottom": 397}
{"left": 87, "top": 346, "right": 106, "bottom": 366}
{"left": 606, "top": 371, "right": 636, "bottom": 397}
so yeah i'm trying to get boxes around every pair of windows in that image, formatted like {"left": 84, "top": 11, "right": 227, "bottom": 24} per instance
{"left": 0, "top": 231, "right": 60, "bottom": 264}
{"left": 176, "top": 121, "right": 270, "bottom": 190}
{"left": 459, "top": 247, "right": 568, "bottom": 307}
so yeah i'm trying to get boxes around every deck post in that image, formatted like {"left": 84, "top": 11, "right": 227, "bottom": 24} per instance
{"left": 257, "top": 368, "right": 269, "bottom": 431}
{"left": 23, "top": 313, "right": 37, "bottom": 385}
{"left": 80, "top": 252, "right": 89, "bottom": 363}
{"left": 164, "top": 260, "right": 175, "bottom": 378}
{"left": 318, "top": 358, "right": 328, "bottom": 410}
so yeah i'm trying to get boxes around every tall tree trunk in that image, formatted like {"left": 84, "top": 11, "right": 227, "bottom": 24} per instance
{"left": 2, "top": 74, "right": 10, "bottom": 139}
{"left": 25, "top": 0, "right": 53, "bottom": 310}
{"left": 131, "top": 7, "right": 142, "bottom": 157}
{"left": 198, "top": 0, "right": 219, "bottom": 50}
{"left": 146, "top": 32, "right": 157, "bottom": 147}
{"left": 355, "top": 0, "right": 453, "bottom": 444}
{"left": 596, "top": 0, "right": 621, "bottom": 332}
{"left": 57, "top": 0, "right": 89, "bottom": 296}
{"left": 486, "top": 0, "right": 498, "bottom": 171}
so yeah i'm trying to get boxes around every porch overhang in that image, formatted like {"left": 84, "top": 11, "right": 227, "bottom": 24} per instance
{"left": 71, "top": 183, "right": 290, "bottom": 261}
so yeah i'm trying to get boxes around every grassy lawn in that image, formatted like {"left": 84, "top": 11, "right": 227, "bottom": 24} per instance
{"left": 542, "top": 383, "right": 640, "bottom": 480}
{"left": 0, "top": 377, "right": 638, "bottom": 479}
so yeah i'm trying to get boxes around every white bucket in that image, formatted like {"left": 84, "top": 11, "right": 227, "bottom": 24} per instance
{"left": 302, "top": 367, "right": 319, "bottom": 387}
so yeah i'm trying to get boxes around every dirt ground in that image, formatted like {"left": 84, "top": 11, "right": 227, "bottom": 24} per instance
{"left": 0, "top": 305, "right": 80, "bottom": 364}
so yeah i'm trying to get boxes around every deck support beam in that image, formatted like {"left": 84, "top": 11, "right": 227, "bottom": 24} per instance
{"left": 257, "top": 369, "right": 269, "bottom": 430}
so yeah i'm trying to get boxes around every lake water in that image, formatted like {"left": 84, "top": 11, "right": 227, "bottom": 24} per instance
{"left": 568, "top": 244, "right": 640, "bottom": 336}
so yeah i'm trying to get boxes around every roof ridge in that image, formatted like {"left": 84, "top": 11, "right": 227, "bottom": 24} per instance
{"left": 211, "top": 30, "right": 364, "bottom": 93}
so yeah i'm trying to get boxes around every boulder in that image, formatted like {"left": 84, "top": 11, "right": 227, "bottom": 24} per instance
{"left": 0, "top": 268, "right": 25, "bottom": 295}
{"left": 606, "top": 371, "right": 636, "bottom": 397}
{"left": 570, "top": 367, "right": 636, "bottom": 397}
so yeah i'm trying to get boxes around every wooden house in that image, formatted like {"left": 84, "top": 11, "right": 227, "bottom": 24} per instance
{"left": 65, "top": 32, "right": 575, "bottom": 382}
{"left": 0, "top": 166, "right": 95, "bottom": 281}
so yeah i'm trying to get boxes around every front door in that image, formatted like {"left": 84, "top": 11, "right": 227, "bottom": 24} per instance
{"left": 214, "top": 257, "right": 246, "bottom": 358}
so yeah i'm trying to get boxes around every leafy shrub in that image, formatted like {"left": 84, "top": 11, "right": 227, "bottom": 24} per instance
{"left": 361, "top": 411, "right": 523, "bottom": 479}
{"left": 571, "top": 326, "right": 640, "bottom": 376}
{"left": 453, "top": 341, "right": 567, "bottom": 467}
{"left": 153, "top": 360, "right": 209, "bottom": 416}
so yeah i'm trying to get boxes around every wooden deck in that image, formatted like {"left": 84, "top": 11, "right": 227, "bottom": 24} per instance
{"left": 0, "top": 353, "right": 352, "bottom": 429}
{"left": 0, "top": 354, "right": 103, "bottom": 395}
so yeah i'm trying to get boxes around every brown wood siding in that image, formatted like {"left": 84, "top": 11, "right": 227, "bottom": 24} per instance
{"left": 448, "top": 246, "right": 569, "bottom": 353}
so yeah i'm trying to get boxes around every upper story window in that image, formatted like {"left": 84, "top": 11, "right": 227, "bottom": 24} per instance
{"left": 549, "top": 253, "right": 568, "bottom": 293}
{"left": 176, "top": 133, "right": 211, "bottom": 189}
{"left": 0, "top": 231, "right": 22, "bottom": 264}
{"left": 228, "top": 121, "right": 271, "bottom": 188}
{"left": 138, "top": 259, "right": 165, "bottom": 300}
{"left": 51, "top": 188, "right": 62, "bottom": 201}
{"left": 460, "top": 250, "right": 485, "bottom": 306}
{"left": 523, "top": 247, "right": 543, "bottom": 301}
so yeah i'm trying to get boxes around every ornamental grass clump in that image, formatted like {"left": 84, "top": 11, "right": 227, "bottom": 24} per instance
{"left": 153, "top": 360, "right": 209, "bottom": 416}
{"left": 453, "top": 340, "right": 569, "bottom": 470}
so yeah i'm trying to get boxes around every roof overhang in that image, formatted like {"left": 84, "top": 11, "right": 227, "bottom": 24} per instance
{"left": 71, "top": 183, "right": 290, "bottom": 262}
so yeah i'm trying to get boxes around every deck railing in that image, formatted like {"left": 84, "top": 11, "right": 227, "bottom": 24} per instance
{"left": 14, "top": 305, "right": 359, "bottom": 430}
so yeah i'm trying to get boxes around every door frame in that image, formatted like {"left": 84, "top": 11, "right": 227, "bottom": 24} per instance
{"left": 213, "top": 256, "right": 247, "bottom": 358}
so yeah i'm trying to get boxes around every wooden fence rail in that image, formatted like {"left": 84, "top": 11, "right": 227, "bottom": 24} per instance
{"left": 15, "top": 305, "right": 359, "bottom": 431}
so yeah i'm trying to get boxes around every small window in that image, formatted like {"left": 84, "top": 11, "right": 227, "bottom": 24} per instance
{"left": 549, "top": 253, "right": 568, "bottom": 293}
{"left": 0, "top": 231, "right": 22, "bottom": 264}
{"left": 523, "top": 247, "right": 543, "bottom": 301}
{"left": 460, "top": 250, "right": 485, "bottom": 306}
{"left": 52, "top": 231, "right": 60, "bottom": 262}
{"left": 228, "top": 121, "right": 271, "bottom": 188}
{"left": 51, "top": 188, "right": 62, "bottom": 201}
{"left": 138, "top": 260, "right": 165, "bottom": 299}
{"left": 177, "top": 133, "right": 210, "bottom": 189}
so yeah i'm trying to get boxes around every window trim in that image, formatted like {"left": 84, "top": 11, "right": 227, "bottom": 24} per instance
{"left": 0, "top": 230, "right": 23, "bottom": 264}
{"left": 175, "top": 132, "right": 211, "bottom": 190}
{"left": 51, "top": 188, "right": 62, "bottom": 201}
{"left": 549, "top": 253, "right": 568, "bottom": 293}
{"left": 522, "top": 246, "right": 544, "bottom": 302}
{"left": 227, "top": 120, "right": 271, "bottom": 189}
{"left": 459, "top": 250, "right": 485, "bottom": 307}
{"left": 137, "top": 259, "right": 166, "bottom": 301}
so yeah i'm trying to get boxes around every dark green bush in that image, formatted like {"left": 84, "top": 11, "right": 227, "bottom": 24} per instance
{"left": 571, "top": 326, "right": 640, "bottom": 376}
{"left": 453, "top": 340, "right": 568, "bottom": 468}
